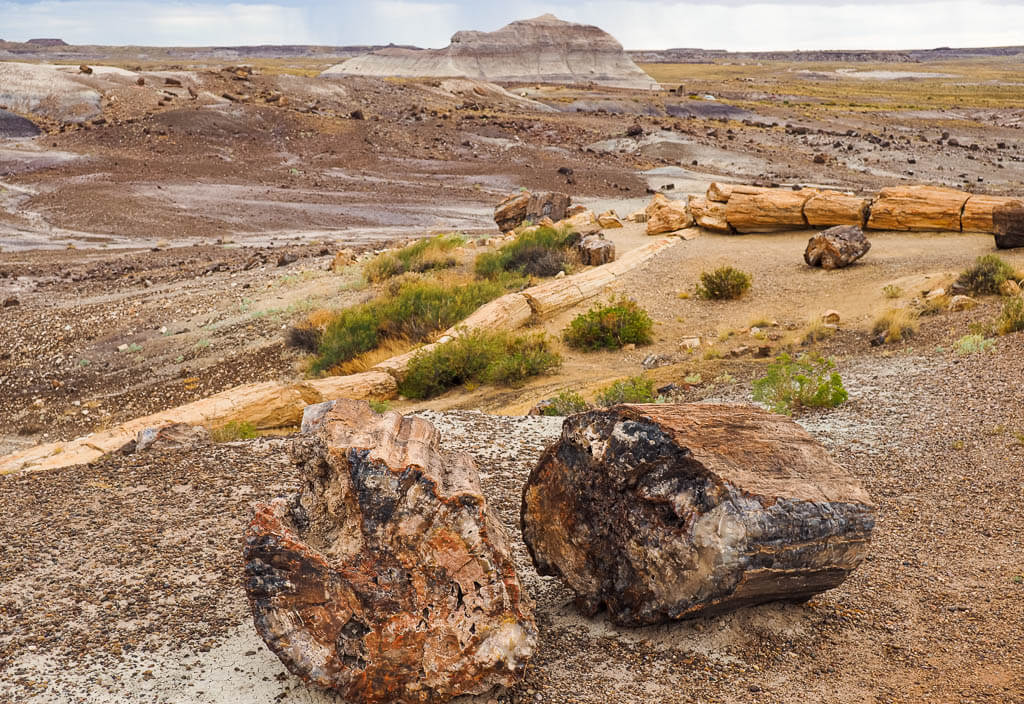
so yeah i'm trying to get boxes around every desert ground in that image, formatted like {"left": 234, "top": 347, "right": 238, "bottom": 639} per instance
{"left": 1, "top": 44, "right": 1023, "bottom": 704}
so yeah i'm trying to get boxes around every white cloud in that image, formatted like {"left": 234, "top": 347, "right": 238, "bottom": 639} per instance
{"left": 1, "top": 0, "right": 1023, "bottom": 50}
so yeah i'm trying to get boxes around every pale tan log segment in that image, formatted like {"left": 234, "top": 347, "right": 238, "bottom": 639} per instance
{"left": 0, "top": 237, "right": 680, "bottom": 475}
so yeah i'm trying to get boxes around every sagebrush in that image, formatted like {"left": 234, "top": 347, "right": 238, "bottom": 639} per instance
{"left": 475, "top": 225, "right": 577, "bottom": 279}
{"left": 540, "top": 390, "right": 590, "bottom": 416}
{"left": 563, "top": 297, "right": 654, "bottom": 350}
{"left": 696, "top": 266, "right": 752, "bottom": 300}
{"left": 596, "top": 375, "right": 660, "bottom": 406}
{"left": 956, "top": 254, "right": 1021, "bottom": 296}
{"left": 752, "top": 353, "right": 848, "bottom": 416}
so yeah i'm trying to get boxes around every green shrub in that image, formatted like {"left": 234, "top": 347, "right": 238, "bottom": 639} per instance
{"left": 563, "top": 297, "right": 654, "bottom": 350}
{"left": 540, "top": 390, "right": 590, "bottom": 416}
{"left": 752, "top": 353, "right": 848, "bottom": 416}
{"left": 398, "top": 330, "right": 561, "bottom": 399}
{"left": 312, "top": 278, "right": 504, "bottom": 373}
{"left": 696, "top": 266, "right": 752, "bottom": 300}
{"left": 996, "top": 296, "right": 1024, "bottom": 335}
{"left": 956, "top": 254, "right": 1021, "bottom": 296}
{"left": 954, "top": 334, "right": 995, "bottom": 355}
{"left": 368, "top": 399, "right": 392, "bottom": 414}
{"left": 475, "top": 225, "right": 576, "bottom": 279}
{"left": 211, "top": 420, "right": 258, "bottom": 443}
{"left": 363, "top": 234, "right": 464, "bottom": 282}
{"left": 596, "top": 375, "right": 659, "bottom": 406}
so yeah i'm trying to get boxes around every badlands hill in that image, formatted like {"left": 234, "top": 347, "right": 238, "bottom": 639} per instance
{"left": 323, "top": 14, "right": 658, "bottom": 90}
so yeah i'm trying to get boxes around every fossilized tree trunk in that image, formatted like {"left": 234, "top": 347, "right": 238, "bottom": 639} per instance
{"left": 244, "top": 400, "right": 536, "bottom": 702}
{"left": 804, "top": 225, "right": 871, "bottom": 269}
{"left": 521, "top": 403, "right": 875, "bottom": 626}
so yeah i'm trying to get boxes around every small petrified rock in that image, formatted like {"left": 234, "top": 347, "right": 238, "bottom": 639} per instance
{"left": 645, "top": 192, "right": 693, "bottom": 235}
{"left": 78, "top": 64, "right": 93, "bottom": 74}
{"left": 245, "top": 400, "right": 536, "bottom": 702}
{"left": 993, "top": 201, "right": 1024, "bottom": 249}
{"left": 493, "top": 190, "right": 571, "bottom": 232}
{"left": 804, "top": 225, "right": 871, "bottom": 269}
{"left": 574, "top": 234, "right": 615, "bottom": 265}
{"left": 521, "top": 403, "right": 875, "bottom": 626}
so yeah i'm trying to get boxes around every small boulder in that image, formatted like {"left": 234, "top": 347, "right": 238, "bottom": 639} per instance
{"left": 804, "top": 225, "right": 871, "bottom": 270}
{"left": 949, "top": 295, "right": 976, "bottom": 311}
{"left": 493, "top": 190, "right": 571, "bottom": 232}
{"left": 329, "top": 248, "right": 356, "bottom": 272}
{"left": 245, "top": 400, "right": 536, "bottom": 701}
{"left": 2, "top": 297, "right": 19, "bottom": 307}
{"left": 574, "top": 234, "right": 615, "bottom": 266}
{"left": 136, "top": 423, "right": 210, "bottom": 452}
{"left": 821, "top": 310, "right": 841, "bottom": 325}
{"left": 993, "top": 201, "right": 1024, "bottom": 249}
{"left": 164, "top": 77, "right": 182, "bottom": 86}
{"left": 560, "top": 209, "right": 601, "bottom": 236}
{"left": 998, "top": 280, "right": 1021, "bottom": 297}
{"left": 645, "top": 193, "right": 694, "bottom": 235}
{"left": 597, "top": 210, "right": 624, "bottom": 229}
{"left": 78, "top": 64, "right": 93, "bottom": 74}
{"left": 521, "top": 404, "right": 875, "bottom": 626}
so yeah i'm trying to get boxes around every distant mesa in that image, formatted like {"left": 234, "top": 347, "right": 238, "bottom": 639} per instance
{"left": 322, "top": 14, "right": 658, "bottom": 90}
{"left": 26, "top": 38, "right": 69, "bottom": 46}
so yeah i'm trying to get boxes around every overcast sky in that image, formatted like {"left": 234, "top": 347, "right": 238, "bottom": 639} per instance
{"left": 3, "top": 1, "right": 1024, "bottom": 50}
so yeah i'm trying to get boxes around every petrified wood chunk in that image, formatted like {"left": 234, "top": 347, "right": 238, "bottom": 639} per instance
{"left": 645, "top": 192, "right": 694, "bottom": 235}
{"left": 575, "top": 234, "right": 615, "bottom": 265}
{"left": 993, "top": 201, "right": 1024, "bottom": 249}
{"left": 494, "top": 190, "right": 571, "bottom": 231}
{"left": 687, "top": 195, "right": 731, "bottom": 233}
{"left": 521, "top": 403, "right": 875, "bottom": 626}
{"left": 866, "top": 185, "right": 969, "bottom": 231}
{"left": 725, "top": 189, "right": 816, "bottom": 233}
{"left": 962, "top": 195, "right": 1018, "bottom": 234}
{"left": 244, "top": 400, "right": 536, "bottom": 702}
{"left": 804, "top": 225, "right": 871, "bottom": 269}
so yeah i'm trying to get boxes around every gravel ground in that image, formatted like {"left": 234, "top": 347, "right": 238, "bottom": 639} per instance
{"left": 1, "top": 332, "right": 1022, "bottom": 703}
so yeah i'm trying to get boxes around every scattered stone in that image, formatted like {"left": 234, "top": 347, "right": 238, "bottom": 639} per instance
{"left": 574, "top": 234, "right": 615, "bottom": 265}
{"left": 925, "top": 287, "right": 946, "bottom": 300}
{"left": 349, "top": 109, "right": 365, "bottom": 120}
{"left": 521, "top": 403, "right": 875, "bottom": 625}
{"left": 164, "top": 77, "right": 182, "bottom": 86}
{"left": 136, "top": 423, "right": 211, "bottom": 452}
{"left": 992, "top": 201, "right": 1024, "bottom": 249}
{"left": 78, "top": 64, "right": 93, "bottom": 74}
{"left": 330, "top": 248, "right": 356, "bottom": 272}
{"left": 813, "top": 153, "right": 826, "bottom": 164}
{"left": 948, "top": 295, "right": 976, "bottom": 311}
{"left": 645, "top": 193, "right": 693, "bottom": 235}
{"left": 679, "top": 336, "right": 701, "bottom": 349}
{"left": 998, "top": 280, "right": 1021, "bottom": 297}
{"left": 641, "top": 353, "right": 672, "bottom": 369}
{"left": 2, "top": 296, "right": 19, "bottom": 307}
{"left": 821, "top": 310, "right": 841, "bottom": 324}
{"left": 494, "top": 190, "right": 572, "bottom": 231}
{"left": 136, "top": 76, "right": 145, "bottom": 86}
{"left": 276, "top": 252, "right": 298, "bottom": 267}
{"left": 560, "top": 209, "right": 601, "bottom": 236}
{"left": 597, "top": 210, "right": 624, "bottom": 229}
{"left": 804, "top": 225, "right": 871, "bottom": 270}
{"left": 245, "top": 400, "right": 537, "bottom": 700}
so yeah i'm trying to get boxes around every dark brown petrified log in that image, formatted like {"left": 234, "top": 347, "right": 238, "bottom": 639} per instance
{"left": 521, "top": 403, "right": 875, "bottom": 626}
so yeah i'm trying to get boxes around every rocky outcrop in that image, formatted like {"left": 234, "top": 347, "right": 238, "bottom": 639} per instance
{"left": 245, "top": 400, "right": 536, "bottom": 701}
{"left": 324, "top": 15, "right": 658, "bottom": 90}
{"left": 521, "top": 403, "right": 875, "bottom": 626}
{"left": 804, "top": 225, "right": 871, "bottom": 269}
{"left": 494, "top": 190, "right": 571, "bottom": 232}
{"left": 992, "top": 201, "right": 1024, "bottom": 249}
{"left": 866, "top": 185, "right": 969, "bottom": 231}
{"left": 645, "top": 193, "right": 694, "bottom": 235}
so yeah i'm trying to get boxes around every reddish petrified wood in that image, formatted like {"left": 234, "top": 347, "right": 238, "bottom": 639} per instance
{"left": 521, "top": 403, "right": 875, "bottom": 626}
{"left": 244, "top": 400, "right": 536, "bottom": 702}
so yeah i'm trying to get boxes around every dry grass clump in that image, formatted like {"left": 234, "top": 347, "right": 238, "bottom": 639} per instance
{"left": 955, "top": 254, "right": 1021, "bottom": 296}
{"left": 872, "top": 308, "right": 919, "bottom": 343}
{"left": 996, "top": 297, "right": 1024, "bottom": 335}
{"left": 801, "top": 319, "right": 836, "bottom": 345}
{"left": 363, "top": 233, "right": 465, "bottom": 282}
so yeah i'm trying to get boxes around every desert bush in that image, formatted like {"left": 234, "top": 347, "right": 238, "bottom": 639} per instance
{"left": 872, "top": 308, "right": 918, "bottom": 344}
{"left": 696, "top": 266, "right": 752, "bottom": 300}
{"left": 363, "top": 233, "right": 464, "bottom": 282}
{"left": 285, "top": 323, "right": 322, "bottom": 352}
{"left": 475, "top": 225, "right": 576, "bottom": 279}
{"left": 882, "top": 284, "right": 903, "bottom": 299}
{"left": 956, "top": 254, "right": 1021, "bottom": 296}
{"left": 752, "top": 353, "right": 848, "bottom": 416}
{"left": 312, "top": 277, "right": 504, "bottom": 373}
{"left": 368, "top": 399, "right": 392, "bottom": 414}
{"left": 540, "top": 390, "right": 590, "bottom": 416}
{"left": 398, "top": 330, "right": 561, "bottom": 399}
{"left": 920, "top": 294, "right": 951, "bottom": 317}
{"left": 211, "top": 420, "right": 258, "bottom": 443}
{"left": 563, "top": 297, "right": 654, "bottom": 350}
{"left": 996, "top": 296, "right": 1024, "bottom": 335}
{"left": 801, "top": 319, "right": 835, "bottom": 345}
{"left": 596, "top": 375, "right": 659, "bottom": 406}
{"left": 954, "top": 334, "right": 995, "bottom": 355}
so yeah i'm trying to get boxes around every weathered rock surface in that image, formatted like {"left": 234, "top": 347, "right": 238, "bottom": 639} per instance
{"left": 0, "top": 109, "right": 41, "bottom": 138}
{"left": 135, "top": 423, "right": 210, "bottom": 452}
{"left": 993, "top": 200, "right": 1024, "bottom": 249}
{"left": 244, "top": 400, "right": 536, "bottom": 701}
{"left": 687, "top": 196, "right": 731, "bottom": 233}
{"left": 726, "top": 189, "right": 816, "bottom": 233}
{"left": 645, "top": 193, "right": 694, "bottom": 235}
{"left": 803, "top": 191, "right": 869, "bottom": 227}
{"left": 494, "top": 190, "right": 571, "bottom": 231}
{"left": 574, "top": 234, "right": 615, "bottom": 265}
{"left": 804, "top": 225, "right": 871, "bottom": 269}
{"left": 324, "top": 15, "right": 657, "bottom": 90}
{"left": 521, "top": 403, "right": 875, "bottom": 626}
{"left": 866, "top": 185, "right": 969, "bottom": 231}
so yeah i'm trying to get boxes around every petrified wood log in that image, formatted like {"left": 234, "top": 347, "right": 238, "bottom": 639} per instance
{"left": 725, "top": 189, "right": 817, "bottom": 233}
{"left": 803, "top": 191, "right": 869, "bottom": 227}
{"left": 687, "top": 195, "right": 731, "bottom": 233}
{"left": 521, "top": 403, "right": 874, "bottom": 626}
{"left": 993, "top": 201, "right": 1024, "bottom": 249}
{"left": 866, "top": 185, "right": 968, "bottom": 231}
{"left": 804, "top": 225, "right": 871, "bottom": 269}
{"left": 244, "top": 400, "right": 536, "bottom": 702}
{"left": 962, "top": 195, "right": 1018, "bottom": 234}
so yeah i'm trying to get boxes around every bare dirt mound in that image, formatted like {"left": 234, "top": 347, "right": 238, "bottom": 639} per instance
{"left": 325, "top": 14, "right": 658, "bottom": 90}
